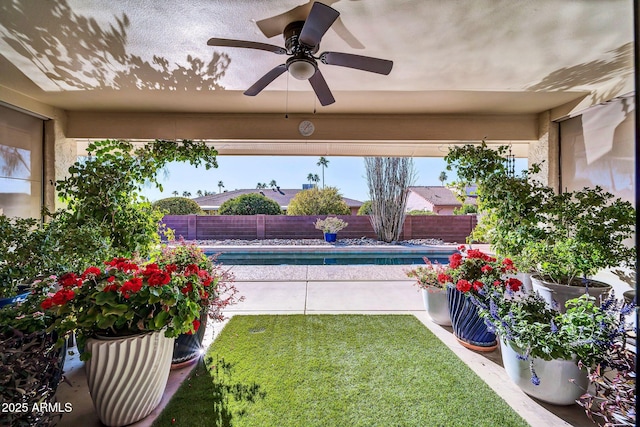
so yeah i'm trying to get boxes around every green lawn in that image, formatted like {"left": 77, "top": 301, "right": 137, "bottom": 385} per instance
{"left": 154, "top": 315, "right": 528, "bottom": 427}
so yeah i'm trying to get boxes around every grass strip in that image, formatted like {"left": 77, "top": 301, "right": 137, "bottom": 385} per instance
{"left": 154, "top": 315, "right": 528, "bottom": 427}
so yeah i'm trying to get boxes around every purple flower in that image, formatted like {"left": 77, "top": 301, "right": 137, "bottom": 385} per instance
{"left": 550, "top": 319, "right": 557, "bottom": 333}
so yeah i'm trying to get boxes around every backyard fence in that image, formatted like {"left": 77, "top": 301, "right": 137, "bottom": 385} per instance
{"left": 161, "top": 214, "right": 477, "bottom": 243}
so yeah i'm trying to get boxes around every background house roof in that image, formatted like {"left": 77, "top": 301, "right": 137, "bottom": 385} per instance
{"left": 193, "top": 188, "right": 363, "bottom": 209}
{"left": 408, "top": 186, "right": 476, "bottom": 207}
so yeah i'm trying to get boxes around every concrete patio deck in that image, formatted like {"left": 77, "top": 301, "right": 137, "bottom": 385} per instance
{"left": 54, "top": 264, "right": 595, "bottom": 427}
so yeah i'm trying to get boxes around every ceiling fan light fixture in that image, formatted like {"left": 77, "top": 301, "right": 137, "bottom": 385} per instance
{"left": 288, "top": 59, "right": 316, "bottom": 80}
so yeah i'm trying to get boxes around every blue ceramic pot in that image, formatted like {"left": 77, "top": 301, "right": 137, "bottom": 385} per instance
{"left": 0, "top": 287, "right": 30, "bottom": 308}
{"left": 324, "top": 233, "right": 337, "bottom": 242}
{"left": 446, "top": 285, "right": 497, "bottom": 351}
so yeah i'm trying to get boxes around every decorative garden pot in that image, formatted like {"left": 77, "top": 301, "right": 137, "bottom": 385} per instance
{"left": 0, "top": 286, "right": 30, "bottom": 308}
{"left": 324, "top": 232, "right": 337, "bottom": 242}
{"left": 500, "top": 338, "right": 588, "bottom": 405}
{"left": 531, "top": 274, "right": 612, "bottom": 313}
{"left": 422, "top": 288, "right": 451, "bottom": 326}
{"left": 446, "top": 285, "right": 497, "bottom": 351}
{"left": 84, "top": 330, "right": 174, "bottom": 427}
{"left": 172, "top": 312, "right": 208, "bottom": 368}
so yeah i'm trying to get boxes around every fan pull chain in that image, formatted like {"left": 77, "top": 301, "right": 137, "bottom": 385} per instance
{"left": 284, "top": 72, "right": 289, "bottom": 119}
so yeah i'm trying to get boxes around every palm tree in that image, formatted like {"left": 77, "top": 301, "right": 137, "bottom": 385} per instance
{"left": 269, "top": 180, "right": 278, "bottom": 189}
{"left": 171, "top": 190, "right": 179, "bottom": 196}
{"left": 256, "top": 182, "right": 267, "bottom": 189}
{"left": 312, "top": 173, "right": 320, "bottom": 185}
{"left": 182, "top": 191, "right": 191, "bottom": 197}
{"left": 438, "top": 171, "right": 447, "bottom": 186}
{"left": 196, "top": 190, "right": 203, "bottom": 197}
{"left": 317, "top": 157, "right": 329, "bottom": 188}
{"left": 306, "top": 173, "right": 315, "bottom": 184}
{"left": 218, "top": 181, "right": 224, "bottom": 193}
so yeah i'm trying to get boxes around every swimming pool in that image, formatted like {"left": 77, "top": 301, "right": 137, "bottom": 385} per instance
{"left": 206, "top": 250, "right": 452, "bottom": 266}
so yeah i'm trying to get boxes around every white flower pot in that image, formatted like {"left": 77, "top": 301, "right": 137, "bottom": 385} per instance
{"left": 531, "top": 274, "right": 611, "bottom": 313}
{"left": 421, "top": 288, "right": 451, "bottom": 326}
{"left": 84, "top": 330, "right": 175, "bottom": 426}
{"left": 500, "top": 338, "right": 588, "bottom": 405}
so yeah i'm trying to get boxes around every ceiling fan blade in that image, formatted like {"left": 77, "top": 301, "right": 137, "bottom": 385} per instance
{"left": 244, "top": 64, "right": 288, "bottom": 96}
{"left": 299, "top": 2, "right": 340, "bottom": 48}
{"left": 207, "top": 38, "right": 286, "bottom": 55}
{"left": 320, "top": 52, "right": 393, "bottom": 75}
{"left": 308, "top": 69, "right": 335, "bottom": 106}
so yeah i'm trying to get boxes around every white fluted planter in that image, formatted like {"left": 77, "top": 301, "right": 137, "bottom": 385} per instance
{"left": 500, "top": 338, "right": 588, "bottom": 405}
{"left": 84, "top": 330, "right": 175, "bottom": 427}
{"left": 421, "top": 288, "right": 451, "bottom": 326}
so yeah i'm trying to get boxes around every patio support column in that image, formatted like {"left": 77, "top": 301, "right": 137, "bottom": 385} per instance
{"left": 48, "top": 111, "right": 77, "bottom": 212}
{"left": 529, "top": 111, "right": 559, "bottom": 192}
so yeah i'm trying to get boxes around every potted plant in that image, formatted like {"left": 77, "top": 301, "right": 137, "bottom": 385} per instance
{"left": 520, "top": 186, "right": 635, "bottom": 312}
{"left": 406, "top": 259, "right": 453, "bottom": 325}
{"left": 41, "top": 256, "right": 217, "bottom": 426}
{"left": 0, "top": 276, "right": 67, "bottom": 427}
{"left": 445, "top": 142, "right": 636, "bottom": 312}
{"left": 154, "top": 239, "right": 239, "bottom": 367}
{"left": 314, "top": 216, "right": 348, "bottom": 242}
{"left": 476, "top": 287, "right": 633, "bottom": 406}
{"left": 445, "top": 246, "right": 522, "bottom": 352}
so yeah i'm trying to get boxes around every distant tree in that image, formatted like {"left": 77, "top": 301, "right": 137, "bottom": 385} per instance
{"left": 218, "top": 193, "right": 282, "bottom": 215}
{"left": 287, "top": 187, "right": 350, "bottom": 215}
{"left": 153, "top": 197, "right": 204, "bottom": 215}
{"left": 182, "top": 191, "right": 192, "bottom": 197}
{"left": 317, "top": 157, "right": 329, "bottom": 188}
{"left": 306, "top": 173, "right": 315, "bottom": 184}
{"left": 204, "top": 190, "right": 214, "bottom": 196}
{"left": 365, "top": 157, "right": 415, "bottom": 242}
{"left": 217, "top": 181, "right": 224, "bottom": 193}
{"left": 256, "top": 182, "right": 267, "bottom": 189}
{"left": 172, "top": 190, "right": 179, "bottom": 196}
{"left": 196, "top": 190, "right": 203, "bottom": 197}
{"left": 269, "top": 180, "right": 278, "bottom": 189}
{"left": 357, "top": 200, "right": 372, "bottom": 215}
{"left": 407, "top": 209, "right": 436, "bottom": 216}
{"left": 439, "top": 171, "right": 448, "bottom": 186}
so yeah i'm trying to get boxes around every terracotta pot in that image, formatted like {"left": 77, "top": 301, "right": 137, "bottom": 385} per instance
{"left": 84, "top": 330, "right": 174, "bottom": 427}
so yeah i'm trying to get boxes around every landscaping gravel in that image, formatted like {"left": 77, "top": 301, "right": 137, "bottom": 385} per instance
{"left": 192, "top": 237, "right": 446, "bottom": 246}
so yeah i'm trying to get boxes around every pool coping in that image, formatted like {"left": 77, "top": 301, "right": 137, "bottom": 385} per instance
{"left": 200, "top": 243, "right": 459, "bottom": 255}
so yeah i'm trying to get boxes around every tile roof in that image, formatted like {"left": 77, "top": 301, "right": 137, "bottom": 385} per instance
{"left": 408, "top": 186, "right": 477, "bottom": 206}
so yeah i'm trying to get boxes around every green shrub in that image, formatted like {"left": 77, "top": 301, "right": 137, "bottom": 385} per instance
{"left": 357, "top": 200, "right": 372, "bottom": 215}
{"left": 218, "top": 193, "right": 282, "bottom": 215}
{"left": 406, "top": 210, "right": 436, "bottom": 215}
{"left": 153, "top": 197, "right": 204, "bottom": 215}
{"left": 453, "top": 204, "right": 478, "bottom": 215}
{"left": 286, "top": 187, "right": 350, "bottom": 215}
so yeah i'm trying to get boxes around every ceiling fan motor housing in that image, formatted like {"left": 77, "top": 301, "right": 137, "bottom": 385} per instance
{"left": 284, "top": 21, "right": 319, "bottom": 54}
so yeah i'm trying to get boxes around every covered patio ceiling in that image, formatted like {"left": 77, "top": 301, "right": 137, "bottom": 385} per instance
{"left": 0, "top": 0, "right": 634, "bottom": 157}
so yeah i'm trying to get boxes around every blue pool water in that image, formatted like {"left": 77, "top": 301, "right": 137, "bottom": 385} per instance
{"left": 207, "top": 251, "right": 452, "bottom": 266}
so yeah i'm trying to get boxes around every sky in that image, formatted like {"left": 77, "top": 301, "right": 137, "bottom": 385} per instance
{"left": 140, "top": 156, "right": 528, "bottom": 202}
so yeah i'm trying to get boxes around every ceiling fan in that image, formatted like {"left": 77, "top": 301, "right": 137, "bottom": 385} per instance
{"left": 207, "top": 1, "right": 393, "bottom": 106}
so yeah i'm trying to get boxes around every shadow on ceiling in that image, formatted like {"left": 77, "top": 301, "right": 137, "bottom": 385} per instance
{"left": 526, "top": 42, "right": 633, "bottom": 105}
{"left": 0, "top": 0, "right": 230, "bottom": 92}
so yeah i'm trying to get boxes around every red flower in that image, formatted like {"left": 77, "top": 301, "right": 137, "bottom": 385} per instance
{"left": 142, "top": 263, "right": 160, "bottom": 276}
{"left": 186, "top": 319, "right": 201, "bottom": 335}
{"left": 456, "top": 279, "right": 472, "bottom": 293}
{"left": 40, "top": 298, "right": 54, "bottom": 310}
{"left": 107, "top": 276, "right": 116, "bottom": 283}
{"left": 119, "top": 277, "right": 143, "bottom": 299}
{"left": 59, "top": 272, "right": 81, "bottom": 288}
{"left": 185, "top": 264, "right": 200, "bottom": 276}
{"left": 437, "top": 273, "right": 453, "bottom": 284}
{"left": 449, "top": 253, "right": 463, "bottom": 269}
{"left": 480, "top": 265, "right": 493, "bottom": 274}
{"left": 81, "top": 266, "right": 101, "bottom": 279}
{"left": 200, "top": 290, "right": 209, "bottom": 300}
{"left": 165, "top": 264, "right": 178, "bottom": 273}
{"left": 148, "top": 271, "right": 171, "bottom": 287}
{"left": 51, "top": 289, "right": 75, "bottom": 305}
{"left": 103, "top": 284, "right": 119, "bottom": 292}
{"left": 472, "top": 280, "right": 484, "bottom": 291}
{"left": 181, "top": 283, "right": 194, "bottom": 294}
{"left": 506, "top": 277, "right": 523, "bottom": 292}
